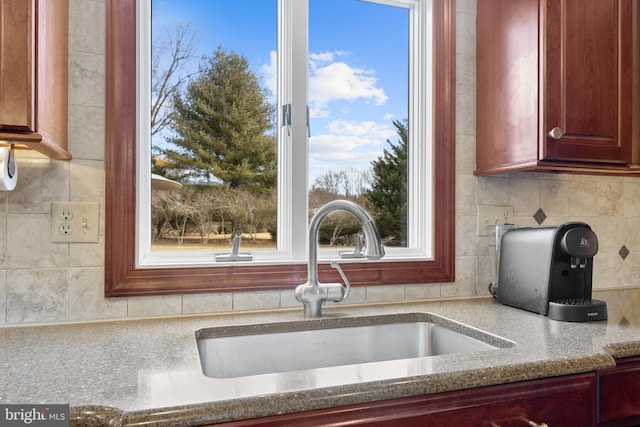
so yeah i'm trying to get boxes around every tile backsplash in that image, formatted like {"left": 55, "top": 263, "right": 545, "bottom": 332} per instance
{"left": 0, "top": 0, "right": 638, "bottom": 325}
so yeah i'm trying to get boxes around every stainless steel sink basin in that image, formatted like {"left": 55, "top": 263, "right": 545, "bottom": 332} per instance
{"left": 196, "top": 313, "right": 513, "bottom": 378}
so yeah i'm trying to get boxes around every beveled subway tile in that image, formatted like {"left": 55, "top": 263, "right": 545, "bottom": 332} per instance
{"left": 456, "top": 175, "right": 476, "bottom": 216}
{"left": 456, "top": 11, "right": 475, "bottom": 56}
{"left": 457, "top": 0, "right": 477, "bottom": 15}
{"left": 183, "top": 292, "right": 233, "bottom": 314}
{"left": 598, "top": 180, "right": 623, "bottom": 217}
{"left": 405, "top": 283, "right": 441, "bottom": 301}
{"left": 0, "top": 213, "right": 5, "bottom": 267}
{"left": 68, "top": 106, "right": 106, "bottom": 161}
{"left": 540, "top": 179, "right": 570, "bottom": 218}
{"left": 477, "top": 176, "right": 510, "bottom": 206}
{"left": 69, "top": 0, "right": 105, "bottom": 56}
{"left": 0, "top": 270, "right": 6, "bottom": 325}
{"left": 7, "top": 269, "right": 68, "bottom": 324}
{"left": 442, "top": 257, "right": 476, "bottom": 298}
{"left": 456, "top": 215, "right": 476, "bottom": 257}
{"left": 233, "top": 290, "right": 281, "bottom": 312}
{"left": 456, "top": 52, "right": 476, "bottom": 96}
{"left": 8, "top": 160, "right": 69, "bottom": 214}
{"left": 593, "top": 216, "right": 624, "bottom": 253}
{"left": 623, "top": 181, "right": 640, "bottom": 217}
{"left": 127, "top": 295, "right": 182, "bottom": 318}
{"left": 623, "top": 217, "right": 640, "bottom": 253}
{"left": 568, "top": 180, "right": 599, "bottom": 217}
{"left": 509, "top": 177, "right": 540, "bottom": 218}
{"left": 455, "top": 92, "right": 476, "bottom": 136}
{"left": 366, "top": 284, "right": 405, "bottom": 303}
{"left": 456, "top": 134, "right": 476, "bottom": 177}
{"left": 70, "top": 159, "right": 104, "bottom": 201}
{"left": 69, "top": 51, "right": 105, "bottom": 108}
{"left": 593, "top": 252, "right": 626, "bottom": 289}
{"left": 68, "top": 267, "right": 127, "bottom": 320}
{"left": 5, "top": 214, "right": 69, "bottom": 269}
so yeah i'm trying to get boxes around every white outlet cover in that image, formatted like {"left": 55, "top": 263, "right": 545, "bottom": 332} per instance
{"left": 476, "top": 205, "right": 514, "bottom": 236}
{"left": 51, "top": 202, "right": 100, "bottom": 243}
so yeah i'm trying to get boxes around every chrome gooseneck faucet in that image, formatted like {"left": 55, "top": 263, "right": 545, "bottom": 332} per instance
{"left": 294, "top": 200, "right": 385, "bottom": 317}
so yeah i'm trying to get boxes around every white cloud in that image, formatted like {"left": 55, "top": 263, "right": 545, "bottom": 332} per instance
{"left": 309, "top": 119, "right": 397, "bottom": 177}
{"left": 309, "top": 61, "right": 388, "bottom": 117}
{"left": 311, "top": 134, "right": 373, "bottom": 154}
{"left": 309, "top": 51, "right": 336, "bottom": 64}
{"left": 327, "top": 120, "right": 395, "bottom": 139}
{"left": 259, "top": 50, "right": 278, "bottom": 103}
{"left": 260, "top": 50, "right": 388, "bottom": 119}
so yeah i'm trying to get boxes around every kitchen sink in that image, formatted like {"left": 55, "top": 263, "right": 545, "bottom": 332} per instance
{"left": 196, "top": 313, "right": 513, "bottom": 378}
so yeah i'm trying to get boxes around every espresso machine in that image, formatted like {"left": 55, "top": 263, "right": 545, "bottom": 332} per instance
{"left": 496, "top": 222, "right": 607, "bottom": 322}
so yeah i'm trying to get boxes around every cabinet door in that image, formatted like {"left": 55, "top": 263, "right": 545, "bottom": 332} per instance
{"left": 542, "top": 0, "right": 634, "bottom": 164}
{"left": 0, "top": 0, "right": 35, "bottom": 132}
{"left": 210, "top": 374, "right": 596, "bottom": 427}
{"left": 599, "top": 356, "right": 640, "bottom": 426}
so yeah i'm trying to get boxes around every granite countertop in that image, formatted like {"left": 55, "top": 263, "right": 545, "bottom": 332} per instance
{"left": 2, "top": 289, "right": 640, "bottom": 426}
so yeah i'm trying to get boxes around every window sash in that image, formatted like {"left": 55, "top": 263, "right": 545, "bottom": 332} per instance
{"left": 104, "top": 0, "right": 455, "bottom": 298}
{"left": 137, "top": 0, "right": 432, "bottom": 268}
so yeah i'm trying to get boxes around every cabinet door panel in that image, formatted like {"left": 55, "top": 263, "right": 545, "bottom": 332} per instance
{"left": 599, "top": 356, "right": 640, "bottom": 424}
{"left": 475, "top": 0, "right": 540, "bottom": 173}
{"left": 210, "top": 374, "right": 596, "bottom": 427}
{"left": 543, "top": 0, "right": 633, "bottom": 164}
{"left": 0, "top": 0, "right": 35, "bottom": 131}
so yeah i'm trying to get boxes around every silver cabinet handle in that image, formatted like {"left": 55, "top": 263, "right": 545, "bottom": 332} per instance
{"left": 548, "top": 126, "right": 563, "bottom": 139}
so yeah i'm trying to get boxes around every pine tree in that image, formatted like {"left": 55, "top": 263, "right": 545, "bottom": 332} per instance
{"left": 365, "top": 119, "right": 408, "bottom": 246}
{"left": 162, "top": 47, "right": 277, "bottom": 194}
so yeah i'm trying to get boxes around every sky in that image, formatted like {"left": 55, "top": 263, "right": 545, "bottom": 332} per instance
{"left": 151, "top": 0, "right": 409, "bottom": 186}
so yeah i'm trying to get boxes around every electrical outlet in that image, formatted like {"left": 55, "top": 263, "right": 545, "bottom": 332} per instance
{"left": 51, "top": 202, "right": 100, "bottom": 243}
{"left": 476, "top": 205, "right": 514, "bottom": 236}
{"left": 59, "top": 209, "right": 73, "bottom": 221}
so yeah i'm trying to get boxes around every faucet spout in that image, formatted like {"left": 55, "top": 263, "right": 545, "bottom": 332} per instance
{"left": 294, "top": 200, "right": 385, "bottom": 317}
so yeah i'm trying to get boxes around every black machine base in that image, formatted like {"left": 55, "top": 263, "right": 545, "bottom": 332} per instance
{"left": 547, "top": 299, "right": 607, "bottom": 322}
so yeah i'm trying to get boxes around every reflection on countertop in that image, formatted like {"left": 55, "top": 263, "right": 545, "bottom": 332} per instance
{"left": 1, "top": 288, "right": 640, "bottom": 426}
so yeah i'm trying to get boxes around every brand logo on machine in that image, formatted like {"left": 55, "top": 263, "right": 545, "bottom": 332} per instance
{"left": 1, "top": 405, "right": 69, "bottom": 426}
{"left": 580, "top": 237, "right": 590, "bottom": 248}
{"left": 587, "top": 312, "right": 599, "bottom": 317}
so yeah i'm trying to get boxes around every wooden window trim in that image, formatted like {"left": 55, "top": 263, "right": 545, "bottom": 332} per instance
{"left": 104, "top": 0, "right": 455, "bottom": 297}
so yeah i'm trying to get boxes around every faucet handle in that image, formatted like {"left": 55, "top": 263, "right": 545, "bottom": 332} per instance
{"left": 330, "top": 261, "right": 351, "bottom": 300}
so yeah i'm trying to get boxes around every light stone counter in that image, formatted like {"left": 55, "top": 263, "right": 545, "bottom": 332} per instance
{"left": 2, "top": 289, "right": 640, "bottom": 426}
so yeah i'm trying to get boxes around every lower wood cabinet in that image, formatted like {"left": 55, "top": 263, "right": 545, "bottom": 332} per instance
{"left": 598, "top": 356, "right": 640, "bottom": 426}
{"left": 209, "top": 373, "right": 596, "bottom": 426}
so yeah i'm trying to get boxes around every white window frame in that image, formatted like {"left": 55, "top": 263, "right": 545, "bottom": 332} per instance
{"left": 135, "top": 0, "right": 433, "bottom": 268}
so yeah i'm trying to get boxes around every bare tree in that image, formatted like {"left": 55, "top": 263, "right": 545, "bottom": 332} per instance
{"left": 151, "top": 23, "right": 198, "bottom": 138}
{"left": 311, "top": 167, "right": 370, "bottom": 199}
{"left": 151, "top": 189, "right": 193, "bottom": 244}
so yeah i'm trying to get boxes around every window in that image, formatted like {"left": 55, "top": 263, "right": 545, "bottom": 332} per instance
{"left": 142, "top": 0, "right": 430, "bottom": 266}
{"left": 105, "top": 0, "right": 455, "bottom": 296}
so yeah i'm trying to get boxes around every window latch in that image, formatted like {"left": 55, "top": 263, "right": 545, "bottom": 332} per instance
{"left": 215, "top": 230, "right": 253, "bottom": 262}
{"left": 282, "top": 104, "right": 291, "bottom": 136}
{"left": 339, "top": 231, "right": 366, "bottom": 259}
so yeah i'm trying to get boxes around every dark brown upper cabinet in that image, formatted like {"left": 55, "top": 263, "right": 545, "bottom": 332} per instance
{"left": 0, "top": 0, "right": 71, "bottom": 160}
{"left": 476, "top": 0, "right": 639, "bottom": 176}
